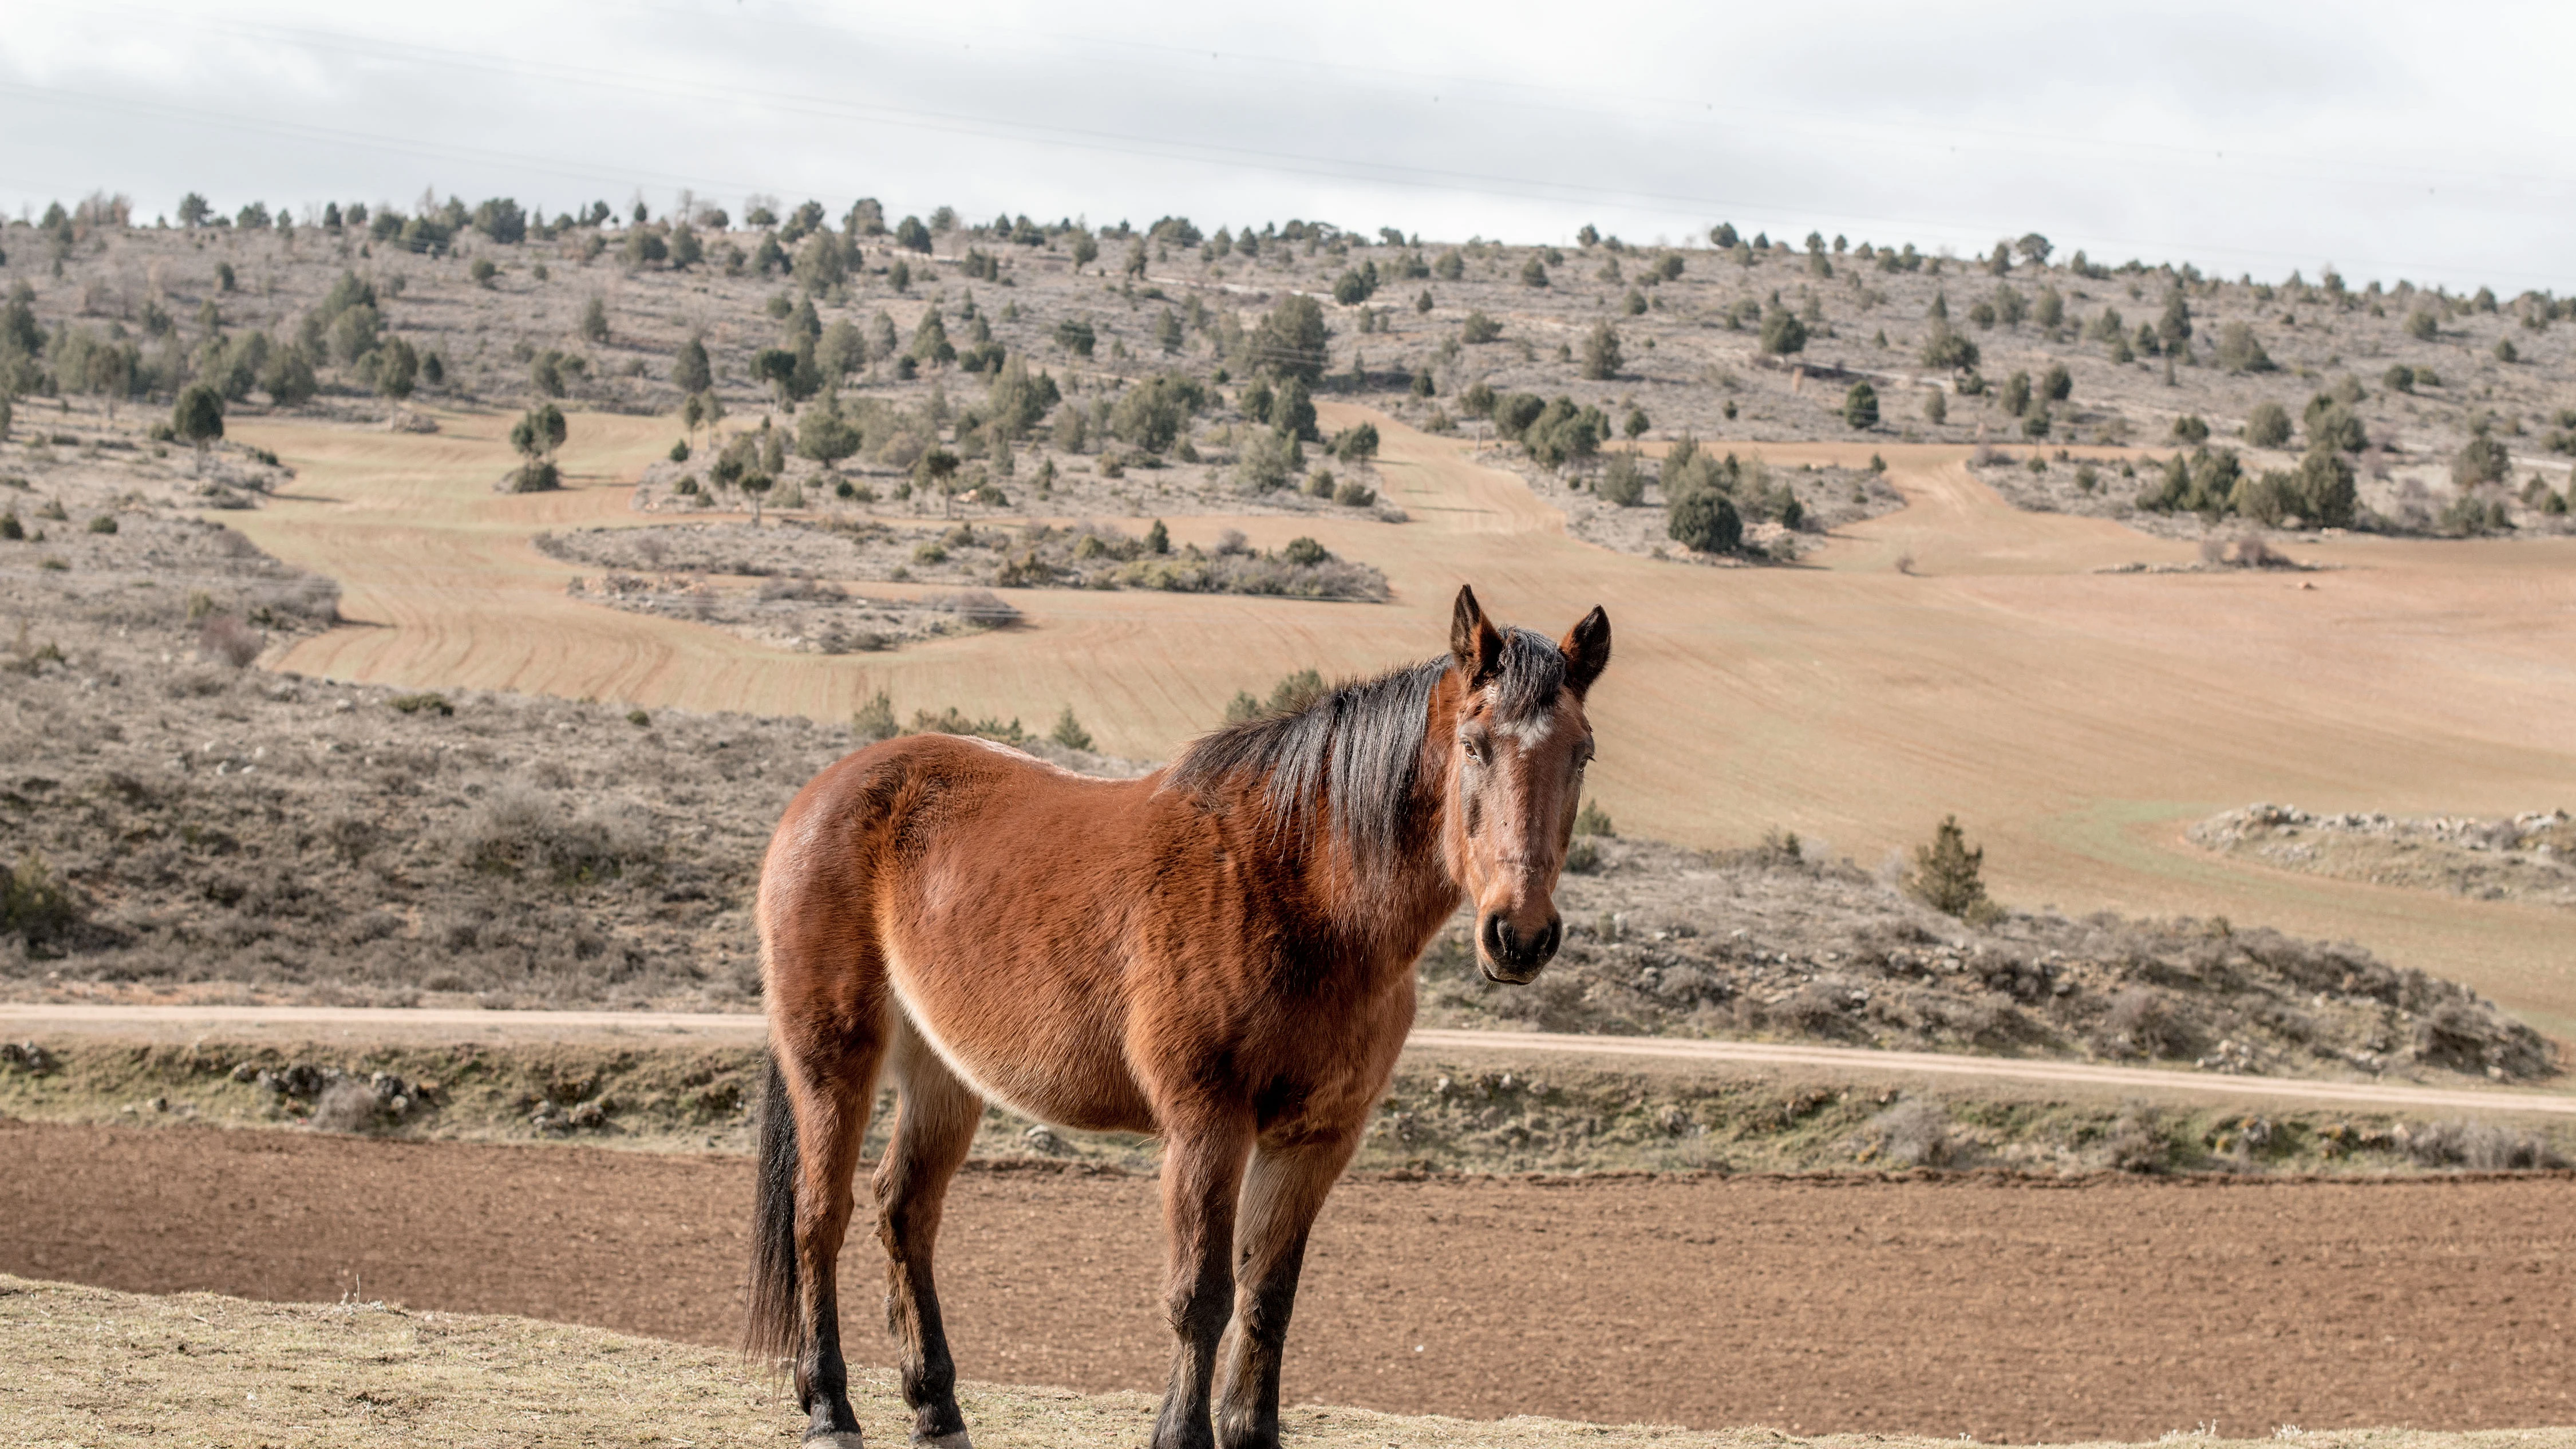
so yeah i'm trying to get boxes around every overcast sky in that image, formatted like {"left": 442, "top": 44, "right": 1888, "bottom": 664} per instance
{"left": 5, "top": 0, "right": 2571, "bottom": 291}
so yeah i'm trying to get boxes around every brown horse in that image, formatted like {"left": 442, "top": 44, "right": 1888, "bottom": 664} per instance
{"left": 745, "top": 585, "right": 1611, "bottom": 1449}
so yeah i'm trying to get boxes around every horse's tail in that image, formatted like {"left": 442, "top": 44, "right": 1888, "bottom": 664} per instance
{"left": 744, "top": 1049, "right": 803, "bottom": 1370}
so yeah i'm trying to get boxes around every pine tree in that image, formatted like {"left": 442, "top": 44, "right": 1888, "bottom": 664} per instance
{"left": 1905, "top": 816, "right": 1995, "bottom": 921}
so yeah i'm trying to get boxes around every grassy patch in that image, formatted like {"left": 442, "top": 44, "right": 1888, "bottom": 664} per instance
{"left": 0, "top": 1275, "right": 2558, "bottom": 1449}
{"left": 3, "top": 1035, "right": 2566, "bottom": 1180}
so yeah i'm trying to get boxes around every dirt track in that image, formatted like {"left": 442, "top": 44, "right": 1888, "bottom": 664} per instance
{"left": 215, "top": 408, "right": 2576, "bottom": 1040}
{"left": 4, "top": 1120, "right": 2567, "bottom": 1443}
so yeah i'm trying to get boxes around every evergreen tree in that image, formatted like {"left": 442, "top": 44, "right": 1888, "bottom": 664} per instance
{"left": 1579, "top": 322, "right": 1622, "bottom": 380}
{"left": 1905, "top": 816, "right": 1994, "bottom": 920}
{"left": 172, "top": 383, "right": 224, "bottom": 475}
{"left": 672, "top": 336, "right": 713, "bottom": 393}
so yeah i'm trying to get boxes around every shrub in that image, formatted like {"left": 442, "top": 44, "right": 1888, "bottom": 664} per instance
{"left": 1919, "top": 323, "right": 1978, "bottom": 370}
{"left": 1757, "top": 307, "right": 1807, "bottom": 356}
{"left": 1048, "top": 706, "right": 1093, "bottom": 751}
{"left": 1904, "top": 815, "right": 1998, "bottom": 922}
{"left": 1, "top": 848, "right": 80, "bottom": 946}
{"left": 1573, "top": 799, "right": 1614, "bottom": 836}
{"left": 2243, "top": 401, "right": 2292, "bottom": 448}
{"left": 1579, "top": 322, "right": 1622, "bottom": 380}
{"left": 2214, "top": 322, "right": 2275, "bottom": 373}
{"left": 1333, "top": 479, "right": 1375, "bottom": 507}
{"left": 1922, "top": 390, "right": 1947, "bottom": 425}
{"left": 1842, "top": 381, "right": 1878, "bottom": 429}
{"left": 1863, "top": 1100, "right": 1955, "bottom": 1168}
{"left": 197, "top": 613, "right": 262, "bottom": 666}
{"left": 1667, "top": 489, "right": 1741, "bottom": 554}
{"left": 1519, "top": 256, "right": 1549, "bottom": 287}
{"left": 1247, "top": 295, "right": 1329, "bottom": 381}
{"left": 1597, "top": 452, "right": 1646, "bottom": 507}
{"left": 1460, "top": 310, "right": 1503, "bottom": 345}
{"left": 2171, "top": 414, "right": 2210, "bottom": 444}
{"left": 2452, "top": 433, "right": 2510, "bottom": 490}
{"left": 172, "top": 383, "right": 224, "bottom": 472}
{"left": 2040, "top": 363, "right": 2072, "bottom": 402}
{"left": 2404, "top": 308, "right": 2437, "bottom": 341}
{"left": 2305, "top": 397, "right": 2366, "bottom": 453}
{"left": 2000, "top": 372, "right": 2032, "bottom": 417}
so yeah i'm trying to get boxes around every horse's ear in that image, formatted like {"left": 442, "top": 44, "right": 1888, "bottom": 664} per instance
{"left": 1559, "top": 606, "right": 1611, "bottom": 697}
{"left": 1449, "top": 585, "right": 1503, "bottom": 684}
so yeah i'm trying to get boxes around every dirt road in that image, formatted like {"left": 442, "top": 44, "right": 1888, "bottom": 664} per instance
{"left": 5, "top": 1004, "right": 2569, "bottom": 1118}
{"left": 216, "top": 408, "right": 2576, "bottom": 1037}
{"left": 3, "top": 1120, "right": 2566, "bottom": 1443}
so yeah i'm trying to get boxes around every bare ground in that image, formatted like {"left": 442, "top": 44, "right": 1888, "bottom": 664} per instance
{"left": 3, "top": 1123, "right": 2571, "bottom": 1443}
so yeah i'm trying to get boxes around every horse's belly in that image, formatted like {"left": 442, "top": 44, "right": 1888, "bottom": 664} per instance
{"left": 882, "top": 946, "right": 1156, "bottom": 1135}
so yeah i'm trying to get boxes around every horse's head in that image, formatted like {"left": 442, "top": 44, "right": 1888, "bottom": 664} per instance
{"left": 1440, "top": 585, "right": 1611, "bottom": 985}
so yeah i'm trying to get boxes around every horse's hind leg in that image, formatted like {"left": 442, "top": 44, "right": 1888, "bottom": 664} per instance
{"left": 1212, "top": 1132, "right": 1361, "bottom": 1449}
{"left": 874, "top": 1022, "right": 985, "bottom": 1448}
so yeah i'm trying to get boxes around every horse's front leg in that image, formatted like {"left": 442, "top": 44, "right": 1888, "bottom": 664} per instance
{"left": 1212, "top": 1132, "right": 1360, "bottom": 1449}
{"left": 1150, "top": 1110, "right": 1257, "bottom": 1449}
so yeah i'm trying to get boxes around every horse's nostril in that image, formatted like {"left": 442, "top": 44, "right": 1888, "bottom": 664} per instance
{"left": 1480, "top": 914, "right": 1507, "bottom": 961}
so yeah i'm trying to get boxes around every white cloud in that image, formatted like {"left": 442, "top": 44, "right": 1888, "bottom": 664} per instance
{"left": 1, "top": 0, "right": 2569, "bottom": 288}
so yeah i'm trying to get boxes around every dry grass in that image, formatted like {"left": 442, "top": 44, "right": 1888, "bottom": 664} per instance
{"left": 6, "top": 1033, "right": 2568, "bottom": 1180}
{"left": 0, "top": 1274, "right": 2559, "bottom": 1449}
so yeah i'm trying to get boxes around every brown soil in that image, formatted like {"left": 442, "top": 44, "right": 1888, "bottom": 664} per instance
{"left": 4, "top": 1120, "right": 2568, "bottom": 1443}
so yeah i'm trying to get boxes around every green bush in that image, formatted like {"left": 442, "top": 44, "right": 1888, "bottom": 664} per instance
{"left": 2040, "top": 363, "right": 2071, "bottom": 402}
{"left": 1247, "top": 294, "right": 1329, "bottom": 381}
{"left": 1904, "top": 816, "right": 1997, "bottom": 922}
{"left": 1667, "top": 489, "right": 1741, "bottom": 554}
{"left": 2215, "top": 322, "right": 2275, "bottom": 373}
{"left": 2242, "top": 401, "right": 2292, "bottom": 448}
{"left": 1919, "top": 323, "right": 1978, "bottom": 370}
{"left": 2304, "top": 396, "right": 2366, "bottom": 453}
{"left": 2453, "top": 433, "right": 2510, "bottom": 489}
{"left": 2001, "top": 372, "right": 2032, "bottom": 417}
{"left": 1460, "top": 311, "right": 1503, "bottom": 345}
{"left": 2171, "top": 414, "right": 2210, "bottom": 444}
{"left": 2, "top": 848, "right": 80, "bottom": 946}
{"left": 1598, "top": 452, "right": 1646, "bottom": 507}
{"left": 1049, "top": 705, "right": 1093, "bottom": 751}
{"left": 2405, "top": 309, "right": 2437, "bottom": 341}
{"left": 1579, "top": 322, "right": 1622, "bottom": 380}
{"left": 1842, "top": 381, "right": 1878, "bottom": 429}
{"left": 1757, "top": 307, "right": 1807, "bottom": 356}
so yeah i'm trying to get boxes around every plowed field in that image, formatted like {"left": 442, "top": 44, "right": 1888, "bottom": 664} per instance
{"left": 4, "top": 1122, "right": 2566, "bottom": 1443}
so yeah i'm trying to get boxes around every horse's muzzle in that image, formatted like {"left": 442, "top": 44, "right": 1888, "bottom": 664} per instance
{"left": 1477, "top": 912, "right": 1560, "bottom": 984}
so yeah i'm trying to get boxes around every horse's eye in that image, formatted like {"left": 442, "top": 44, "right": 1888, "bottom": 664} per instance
{"left": 1462, "top": 733, "right": 1491, "bottom": 765}
{"left": 1577, "top": 739, "right": 1596, "bottom": 767}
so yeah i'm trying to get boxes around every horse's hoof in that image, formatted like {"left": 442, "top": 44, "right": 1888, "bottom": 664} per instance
{"left": 803, "top": 1434, "right": 866, "bottom": 1448}
{"left": 912, "top": 1434, "right": 973, "bottom": 1449}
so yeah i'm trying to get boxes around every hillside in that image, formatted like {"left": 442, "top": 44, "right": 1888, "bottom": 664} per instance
{"left": 6, "top": 199, "right": 2570, "bottom": 559}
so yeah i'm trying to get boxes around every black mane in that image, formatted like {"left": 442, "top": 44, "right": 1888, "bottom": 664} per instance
{"left": 1167, "top": 629, "right": 1566, "bottom": 871}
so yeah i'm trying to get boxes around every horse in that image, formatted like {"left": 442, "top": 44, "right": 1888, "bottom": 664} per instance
{"left": 745, "top": 585, "right": 1611, "bottom": 1449}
